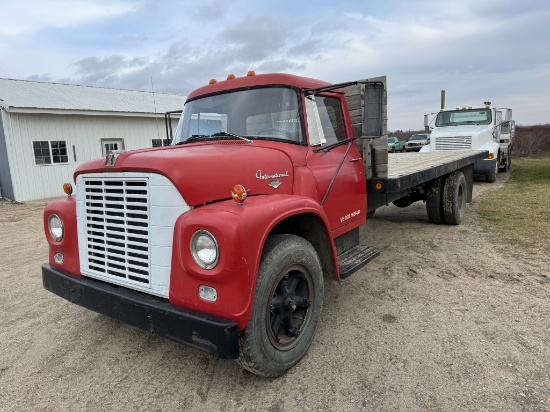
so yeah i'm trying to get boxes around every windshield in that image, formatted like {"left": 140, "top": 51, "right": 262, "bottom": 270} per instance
{"left": 388, "top": 137, "right": 397, "bottom": 143}
{"left": 410, "top": 135, "right": 427, "bottom": 141}
{"left": 173, "top": 87, "right": 304, "bottom": 144}
{"left": 435, "top": 109, "right": 492, "bottom": 127}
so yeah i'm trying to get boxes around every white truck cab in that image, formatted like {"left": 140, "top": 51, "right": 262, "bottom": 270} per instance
{"left": 421, "top": 104, "right": 513, "bottom": 182}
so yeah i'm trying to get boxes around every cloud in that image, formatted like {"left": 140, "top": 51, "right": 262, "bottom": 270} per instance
{"left": 196, "top": 0, "right": 230, "bottom": 21}
{"left": 3, "top": 0, "right": 550, "bottom": 129}
{"left": 0, "top": 0, "right": 142, "bottom": 36}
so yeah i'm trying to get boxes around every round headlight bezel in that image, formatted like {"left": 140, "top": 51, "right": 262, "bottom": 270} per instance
{"left": 190, "top": 230, "right": 219, "bottom": 270}
{"left": 48, "top": 214, "right": 64, "bottom": 242}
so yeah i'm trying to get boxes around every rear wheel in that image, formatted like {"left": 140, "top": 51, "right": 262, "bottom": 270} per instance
{"left": 426, "top": 178, "right": 444, "bottom": 224}
{"left": 443, "top": 172, "right": 467, "bottom": 225}
{"left": 502, "top": 147, "right": 511, "bottom": 172}
{"left": 237, "top": 235, "right": 324, "bottom": 377}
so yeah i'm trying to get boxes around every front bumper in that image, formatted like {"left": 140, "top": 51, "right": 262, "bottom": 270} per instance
{"left": 473, "top": 158, "right": 498, "bottom": 175}
{"left": 42, "top": 264, "right": 239, "bottom": 359}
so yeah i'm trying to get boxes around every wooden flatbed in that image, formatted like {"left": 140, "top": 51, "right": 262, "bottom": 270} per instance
{"left": 366, "top": 150, "right": 487, "bottom": 211}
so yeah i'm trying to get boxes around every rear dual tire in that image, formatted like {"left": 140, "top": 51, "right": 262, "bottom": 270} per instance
{"left": 426, "top": 172, "right": 467, "bottom": 225}
{"left": 442, "top": 172, "right": 467, "bottom": 225}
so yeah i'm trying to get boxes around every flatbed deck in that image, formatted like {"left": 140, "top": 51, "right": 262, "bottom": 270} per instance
{"left": 367, "top": 150, "right": 487, "bottom": 210}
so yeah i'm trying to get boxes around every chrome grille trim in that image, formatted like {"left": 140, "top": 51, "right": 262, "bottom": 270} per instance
{"left": 435, "top": 136, "right": 472, "bottom": 150}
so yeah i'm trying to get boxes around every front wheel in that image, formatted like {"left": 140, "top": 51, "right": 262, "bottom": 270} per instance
{"left": 237, "top": 235, "right": 324, "bottom": 377}
{"left": 486, "top": 160, "right": 498, "bottom": 183}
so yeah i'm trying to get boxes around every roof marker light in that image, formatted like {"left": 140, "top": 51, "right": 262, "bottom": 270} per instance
{"left": 227, "top": 73, "right": 236, "bottom": 80}
{"left": 209, "top": 78, "right": 217, "bottom": 85}
{"left": 247, "top": 70, "right": 256, "bottom": 76}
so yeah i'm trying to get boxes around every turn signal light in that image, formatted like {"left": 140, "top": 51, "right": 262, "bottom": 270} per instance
{"left": 488, "top": 153, "right": 494, "bottom": 160}
{"left": 63, "top": 183, "right": 73, "bottom": 196}
{"left": 232, "top": 184, "right": 247, "bottom": 204}
{"left": 375, "top": 182, "right": 383, "bottom": 191}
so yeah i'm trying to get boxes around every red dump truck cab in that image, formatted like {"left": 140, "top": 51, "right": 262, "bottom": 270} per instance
{"left": 42, "top": 73, "right": 377, "bottom": 377}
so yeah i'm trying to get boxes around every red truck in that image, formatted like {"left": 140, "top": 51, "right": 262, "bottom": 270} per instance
{"left": 42, "top": 73, "right": 486, "bottom": 377}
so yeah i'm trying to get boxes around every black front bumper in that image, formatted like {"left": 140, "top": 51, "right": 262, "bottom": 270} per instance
{"left": 42, "top": 264, "right": 239, "bottom": 359}
{"left": 474, "top": 158, "right": 498, "bottom": 175}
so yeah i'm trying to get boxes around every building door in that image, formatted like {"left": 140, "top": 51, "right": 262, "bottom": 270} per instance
{"left": 101, "top": 138, "right": 125, "bottom": 156}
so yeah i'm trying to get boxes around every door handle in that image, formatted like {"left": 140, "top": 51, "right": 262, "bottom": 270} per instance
{"left": 349, "top": 157, "right": 362, "bottom": 162}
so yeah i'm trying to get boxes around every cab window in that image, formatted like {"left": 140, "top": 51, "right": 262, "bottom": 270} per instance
{"left": 305, "top": 95, "right": 347, "bottom": 146}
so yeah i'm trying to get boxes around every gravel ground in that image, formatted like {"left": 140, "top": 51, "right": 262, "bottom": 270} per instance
{"left": 1, "top": 174, "right": 549, "bottom": 412}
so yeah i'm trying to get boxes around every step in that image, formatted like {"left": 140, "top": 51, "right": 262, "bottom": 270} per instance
{"left": 338, "top": 245, "right": 380, "bottom": 279}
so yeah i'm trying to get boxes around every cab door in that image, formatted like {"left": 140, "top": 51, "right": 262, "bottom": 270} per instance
{"left": 305, "top": 94, "right": 366, "bottom": 232}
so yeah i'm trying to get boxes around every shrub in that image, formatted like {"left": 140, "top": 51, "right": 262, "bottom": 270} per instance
{"left": 513, "top": 125, "right": 550, "bottom": 157}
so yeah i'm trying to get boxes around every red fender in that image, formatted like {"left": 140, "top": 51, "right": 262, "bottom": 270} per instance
{"left": 169, "top": 194, "right": 337, "bottom": 329}
{"left": 43, "top": 197, "right": 80, "bottom": 276}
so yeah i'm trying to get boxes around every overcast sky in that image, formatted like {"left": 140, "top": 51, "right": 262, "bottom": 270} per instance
{"left": 1, "top": 0, "right": 548, "bottom": 130}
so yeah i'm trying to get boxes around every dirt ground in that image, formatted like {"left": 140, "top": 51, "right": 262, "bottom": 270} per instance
{"left": 1, "top": 174, "right": 549, "bottom": 412}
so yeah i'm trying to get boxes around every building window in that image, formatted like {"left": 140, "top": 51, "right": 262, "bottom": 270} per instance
{"left": 152, "top": 138, "right": 172, "bottom": 147}
{"left": 33, "top": 141, "right": 69, "bottom": 165}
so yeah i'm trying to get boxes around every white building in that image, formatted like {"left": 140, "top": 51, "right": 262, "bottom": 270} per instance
{"left": 0, "top": 78, "right": 186, "bottom": 202}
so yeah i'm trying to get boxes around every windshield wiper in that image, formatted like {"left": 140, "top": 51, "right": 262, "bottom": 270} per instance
{"left": 210, "top": 132, "right": 252, "bottom": 143}
{"left": 175, "top": 134, "right": 209, "bottom": 145}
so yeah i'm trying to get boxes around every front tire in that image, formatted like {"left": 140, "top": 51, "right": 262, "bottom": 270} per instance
{"left": 486, "top": 160, "right": 498, "bottom": 183}
{"left": 237, "top": 235, "right": 324, "bottom": 377}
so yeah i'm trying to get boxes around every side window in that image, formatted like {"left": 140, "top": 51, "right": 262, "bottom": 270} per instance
{"left": 305, "top": 95, "right": 346, "bottom": 146}
{"left": 101, "top": 138, "right": 125, "bottom": 157}
{"left": 32, "top": 140, "right": 68, "bottom": 165}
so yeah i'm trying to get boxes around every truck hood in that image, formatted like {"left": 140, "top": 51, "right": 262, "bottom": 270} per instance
{"left": 432, "top": 124, "right": 491, "bottom": 138}
{"left": 74, "top": 143, "right": 297, "bottom": 206}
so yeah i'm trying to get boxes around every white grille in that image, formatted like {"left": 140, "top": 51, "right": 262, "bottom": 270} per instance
{"left": 83, "top": 177, "right": 151, "bottom": 286}
{"left": 435, "top": 136, "right": 472, "bottom": 150}
{"left": 77, "top": 172, "right": 189, "bottom": 298}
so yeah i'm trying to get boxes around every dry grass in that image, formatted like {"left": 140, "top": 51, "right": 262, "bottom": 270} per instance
{"left": 478, "top": 152, "right": 550, "bottom": 254}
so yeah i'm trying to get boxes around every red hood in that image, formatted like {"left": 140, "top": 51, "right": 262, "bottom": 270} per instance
{"left": 75, "top": 142, "right": 301, "bottom": 206}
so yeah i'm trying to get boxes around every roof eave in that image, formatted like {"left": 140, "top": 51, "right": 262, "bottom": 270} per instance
{"left": 6, "top": 107, "right": 180, "bottom": 117}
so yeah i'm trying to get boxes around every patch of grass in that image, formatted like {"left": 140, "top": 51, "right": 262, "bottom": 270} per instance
{"left": 477, "top": 152, "right": 550, "bottom": 254}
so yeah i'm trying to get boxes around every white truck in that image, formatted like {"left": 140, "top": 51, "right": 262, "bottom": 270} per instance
{"left": 421, "top": 103, "right": 514, "bottom": 182}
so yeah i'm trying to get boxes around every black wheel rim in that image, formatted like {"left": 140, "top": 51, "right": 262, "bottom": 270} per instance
{"left": 266, "top": 264, "right": 313, "bottom": 350}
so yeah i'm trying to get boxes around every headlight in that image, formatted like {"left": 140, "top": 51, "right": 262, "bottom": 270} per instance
{"left": 48, "top": 214, "right": 64, "bottom": 242}
{"left": 190, "top": 230, "right": 219, "bottom": 269}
